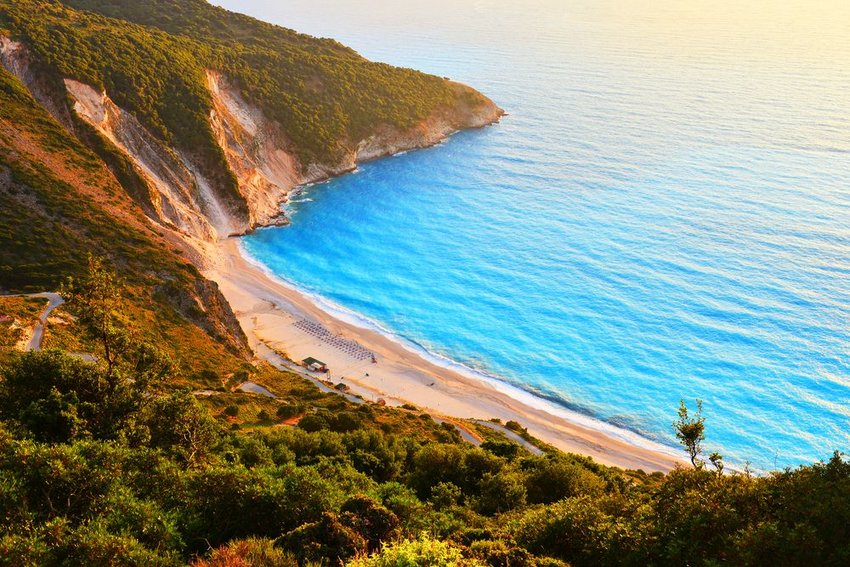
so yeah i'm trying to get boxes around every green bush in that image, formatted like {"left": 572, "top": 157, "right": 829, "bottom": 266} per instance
{"left": 298, "top": 412, "right": 331, "bottom": 432}
{"left": 281, "top": 512, "right": 366, "bottom": 564}
{"left": 524, "top": 457, "right": 606, "bottom": 504}
{"left": 429, "top": 482, "right": 462, "bottom": 511}
{"left": 474, "top": 471, "right": 527, "bottom": 515}
{"left": 469, "top": 539, "right": 534, "bottom": 567}
{"left": 481, "top": 440, "right": 521, "bottom": 460}
{"left": 276, "top": 403, "right": 304, "bottom": 420}
{"left": 340, "top": 495, "right": 400, "bottom": 551}
{"left": 348, "top": 534, "right": 485, "bottom": 567}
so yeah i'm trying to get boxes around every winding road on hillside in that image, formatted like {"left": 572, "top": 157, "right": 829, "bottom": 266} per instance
{"left": 26, "top": 293, "right": 64, "bottom": 351}
{"left": 1, "top": 292, "right": 64, "bottom": 351}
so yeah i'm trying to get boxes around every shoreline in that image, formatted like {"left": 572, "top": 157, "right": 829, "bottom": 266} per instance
{"left": 204, "top": 237, "right": 685, "bottom": 472}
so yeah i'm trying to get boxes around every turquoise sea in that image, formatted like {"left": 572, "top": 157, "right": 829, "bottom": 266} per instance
{"left": 216, "top": 0, "right": 850, "bottom": 469}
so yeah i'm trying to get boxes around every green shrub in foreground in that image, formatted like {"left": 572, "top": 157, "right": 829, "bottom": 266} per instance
{"left": 348, "top": 534, "right": 485, "bottom": 567}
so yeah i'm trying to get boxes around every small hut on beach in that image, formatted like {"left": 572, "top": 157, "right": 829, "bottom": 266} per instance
{"left": 302, "top": 357, "right": 328, "bottom": 373}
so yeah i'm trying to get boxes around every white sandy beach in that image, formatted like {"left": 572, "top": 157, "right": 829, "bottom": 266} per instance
{"left": 204, "top": 238, "right": 685, "bottom": 472}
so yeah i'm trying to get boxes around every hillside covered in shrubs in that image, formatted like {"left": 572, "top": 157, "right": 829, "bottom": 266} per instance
{"left": 1, "top": 262, "right": 849, "bottom": 566}
{"left": 0, "top": 0, "right": 490, "bottom": 170}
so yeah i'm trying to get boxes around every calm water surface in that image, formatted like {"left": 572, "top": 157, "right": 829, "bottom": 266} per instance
{"left": 216, "top": 0, "right": 850, "bottom": 469}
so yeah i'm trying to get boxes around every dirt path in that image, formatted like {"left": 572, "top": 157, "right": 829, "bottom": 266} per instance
{"left": 26, "top": 292, "right": 64, "bottom": 351}
{"left": 432, "top": 417, "right": 482, "bottom": 446}
{"left": 473, "top": 419, "right": 545, "bottom": 456}
{"left": 1, "top": 292, "right": 64, "bottom": 351}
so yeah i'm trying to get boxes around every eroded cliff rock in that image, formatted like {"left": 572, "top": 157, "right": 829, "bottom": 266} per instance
{"left": 64, "top": 79, "right": 245, "bottom": 240}
{"left": 206, "top": 71, "right": 303, "bottom": 229}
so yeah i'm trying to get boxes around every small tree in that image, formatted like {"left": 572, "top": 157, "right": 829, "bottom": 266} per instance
{"left": 429, "top": 482, "right": 461, "bottom": 510}
{"left": 474, "top": 471, "right": 527, "bottom": 515}
{"left": 709, "top": 451, "right": 724, "bottom": 475}
{"left": 340, "top": 495, "right": 400, "bottom": 551}
{"left": 674, "top": 399, "right": 705, "bottom": 469}
{"left": 145, "top": 392, "right": 222, "bottom": 466}
{"left": 62, "top": 256, "right": 129, "bottom": 374}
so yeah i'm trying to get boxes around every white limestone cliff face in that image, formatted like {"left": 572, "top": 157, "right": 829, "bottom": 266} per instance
{"left": 206, "top": 71, "right": 304, "bottom": 228}
{"left": 64, "top": 79, "right": 242, "bottom": 240}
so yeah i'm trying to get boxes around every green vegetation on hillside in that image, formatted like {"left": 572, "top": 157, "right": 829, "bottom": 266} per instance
{"left": 1, "top": 263, "right": 849, "bottom": 566}
{"left": 0, "top": 0, "right": 482, "bottom": 173}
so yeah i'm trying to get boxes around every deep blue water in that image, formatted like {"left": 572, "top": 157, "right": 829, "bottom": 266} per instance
{"left": 219, "top": 0, "right": 850, "bottom": 469}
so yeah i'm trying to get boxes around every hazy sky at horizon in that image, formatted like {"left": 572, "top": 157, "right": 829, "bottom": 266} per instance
{"left": 212, "top": 0, "right": 850, "bottom": 62}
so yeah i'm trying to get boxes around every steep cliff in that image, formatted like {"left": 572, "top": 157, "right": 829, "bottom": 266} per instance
{"left": 65, "top": 79, "right": 243, "bottom": 240}
{"left": 206, "top": 71, "right": 303, "bottom": 229}
{"left": 206, "top": 71, "right": 503, "bottom": 232}
{"left": 1, "top": 44, "right": 501, "bottom": 243}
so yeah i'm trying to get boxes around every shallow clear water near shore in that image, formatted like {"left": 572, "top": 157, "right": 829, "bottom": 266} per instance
{"left": 220, "top": 0, "right": 850, "bottom": 469}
